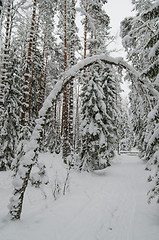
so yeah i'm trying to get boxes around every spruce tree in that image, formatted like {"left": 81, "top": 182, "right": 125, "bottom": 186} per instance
{"left": 121, "top": 0, "right": 159, "bottom": 202}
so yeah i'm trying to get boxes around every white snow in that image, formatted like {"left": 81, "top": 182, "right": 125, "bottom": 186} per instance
{"left": 0, "top": 153, "right": 159, "bottom": 240}
{"left": 76, "top": 7, "right": 96, "bottom": 33}
{"left": 149, "top": 39, "right": 159, "bottom": 58}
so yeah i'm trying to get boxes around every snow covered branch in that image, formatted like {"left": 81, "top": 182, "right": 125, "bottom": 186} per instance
{"left": 39, "top": 54, "right": 140, "bottom": 120}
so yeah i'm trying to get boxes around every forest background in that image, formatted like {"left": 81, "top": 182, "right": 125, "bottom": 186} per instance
{"left": 0, "top": 0, "right": 158, "bottom": 220}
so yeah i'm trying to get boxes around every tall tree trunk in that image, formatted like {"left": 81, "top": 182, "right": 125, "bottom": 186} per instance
{"left": 74, "top": 78, "right": 80, "bottom": 153}
{"left": 0, "top": 0, "right": 12, "bottom": 111}
{"left": 29, "top": 16, "right": 39, "bottom": 122}
{"left": 37, "top": 32, "right": 46, "bottom": 118}
{"left": 116, "top": 89, "right": 120, "bottom": 154}
{"left": 0, "top": 0, "right": 12, "bottom": 171}
{"left": 83, "top": 2, "right": 88, "bottom": 77}
{"left": 84, "top": 3, "right": 88, "bottom": 60}
{"left": 42, "top": 56, "right": 48, "bottom": 137}
{"left": 21, "top": 0, "right": 37, "bottom": 126}
{"left": 62, "top": 0, "right": 70, "bottom": 163}
{"left": 68, "top": 0, "right": 76, "bottom": 159}
{"left": 90, "top": 31, "right": 93, "bottom": 57}
{"left": 42, "top": 56, "right": 48, "bottom": 104}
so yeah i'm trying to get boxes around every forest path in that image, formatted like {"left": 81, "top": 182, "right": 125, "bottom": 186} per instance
{"left": 47, "top": 154, "right": 158, "bottom": 240}
{"left": 49, "top": 155, "right": 159, "bottom": 240}
{"left": 0, "top": 154, "right": 159, "bottom": 240}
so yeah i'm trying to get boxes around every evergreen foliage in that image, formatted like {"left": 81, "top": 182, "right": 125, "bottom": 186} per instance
{"left": 80, "top": 62, "right": 118, "bottom": 170}
{"left": 121, "top": 0, "right": 159, "bottom": 202}
{"left": 1, "top": 0, "right": 158, "bottom": 220}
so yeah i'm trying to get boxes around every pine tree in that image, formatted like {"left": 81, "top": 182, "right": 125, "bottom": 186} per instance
{"left": 58, "top": 0, "right": 80, "bottom": 164}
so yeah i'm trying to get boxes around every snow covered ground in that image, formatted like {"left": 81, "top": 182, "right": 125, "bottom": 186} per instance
{"left": 0, "top": 153, "right": 159, "bottom": 240}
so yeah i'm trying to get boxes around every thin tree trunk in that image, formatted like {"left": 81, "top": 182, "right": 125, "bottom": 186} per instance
{"left": 61, "top": 0, "right": 70, "bottom": 163}
{"left": 116, "top": 91, "right": 120, "bottom": 154}
{"left": 42, "top": 56, "right": 48, "bottom": 104}
{"left": 68, "top": 0, "right": 76, "bottom": 158}
{"left": 29, "top": 16, "right": 39, "bottom": 122}
{"left": 83, "top": 3, "right": 88, "bottom": 77}
{"left": 0, "top": 0, "right": 12, "bottom": 110}
{"left": 90, "top": 31, "right": 93, "bottom": 57}
{"left": 42, "top": 56, "right": 48, "bottom": 137}
{"left": 61, "top": 0, "right": 68, "bottom": 135}
{"left": 84, "top": 3, "right": 87, "bottom": 60}
{"left": 37, "top": 32, "right": 46, "bottom": 118}
{"left": 74, "top": 78, "right": 80, "bottom": 152}
{"left": 21, "top": 0, "right": 37, "bottom": 126}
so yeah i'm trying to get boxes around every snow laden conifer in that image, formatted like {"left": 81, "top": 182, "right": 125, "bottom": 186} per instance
{"left": 120, "top": 0, "right": 155, "bottom": 157}
{"left": 0, "top": 0, "right": 24, "bottom": 170}
{"left": 80, "top": 62, "right": 117, "bottom": 170}
{"left": 101, "top": 64, "right": 118, "bottom": 157}
{"left": 121, "top": 0, "right": 159, "bottom": 202}
{"left": 79, "top": 0, "right": 118, "bottom": 170}
{"left": 141, "top": 2, "right": 159, "bottom": 203}
{"left": 0, "top": 49, "right": 21, "bottom": 171}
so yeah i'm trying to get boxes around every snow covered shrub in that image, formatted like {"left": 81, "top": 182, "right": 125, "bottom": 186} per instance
{"left": 30, "top": 163, "right": 49, "bottom": 188}
{"left": 52, "top": 177, "right": 61, "bottom": 200}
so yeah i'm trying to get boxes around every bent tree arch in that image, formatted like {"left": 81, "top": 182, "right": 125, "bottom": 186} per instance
{"left": 8, "top": 54, "right": 140, "bottom": 220}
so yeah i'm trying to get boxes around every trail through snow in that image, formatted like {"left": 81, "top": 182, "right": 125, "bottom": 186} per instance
{"left": 0, "top": 154, "right": 159, "bottom": 240}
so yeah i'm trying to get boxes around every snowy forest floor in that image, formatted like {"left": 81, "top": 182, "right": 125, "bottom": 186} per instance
{"left": 0, "top": 153, "right": 159, "bottom": 240}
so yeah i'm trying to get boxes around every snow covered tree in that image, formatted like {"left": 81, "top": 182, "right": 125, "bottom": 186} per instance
{"left": 0, "top": 0, "right": 24, "bottom": 170}
{"left": 121, "top": 0, "right": 159, "bottom": 202}
{"left": 80, "top": 62, "right": 117, "bottom": 170}
{"left": 0, "top": 48, "right": 21, "bottom": 171}
{"left": 57, "top": 0, "right": 80, "bottom": 164}
{"left": 79, "top": 0, "right": 118, "bottom": 170}
{"left": 101, "top": 65, "right": 119, "bottom": 155}
{"left": 21, "top": 0, "right": 37, "bottom": 126}
{"left": 120, "top": 0, "right": 155, "bottom": 155}
{"left": 141, "top": 2, "right": 159, "bottom": 203}
{"left": 119, "top": 98, "right": 134, "bottom": 151}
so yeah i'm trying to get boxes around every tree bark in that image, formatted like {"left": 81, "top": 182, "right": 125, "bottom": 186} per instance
{"left": 42, "top": 56, "right": 48, "bottom": 104}
{"left": 61, "top": 0, "right": 70, "bottom": 163}
{"left": 37, "top": 32, "right": 46, "bottom": 118}
{"left": 21, "top": 0, "right": 37, "bottom": 126}
{"left": 0, "top": 0, "right": 12, "bottom": 110}
{"left": 29, "top": 16, "right": 39, "bottom": 122}
{"left": 84, "top": 3, "right": 88, "bottom": 60}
